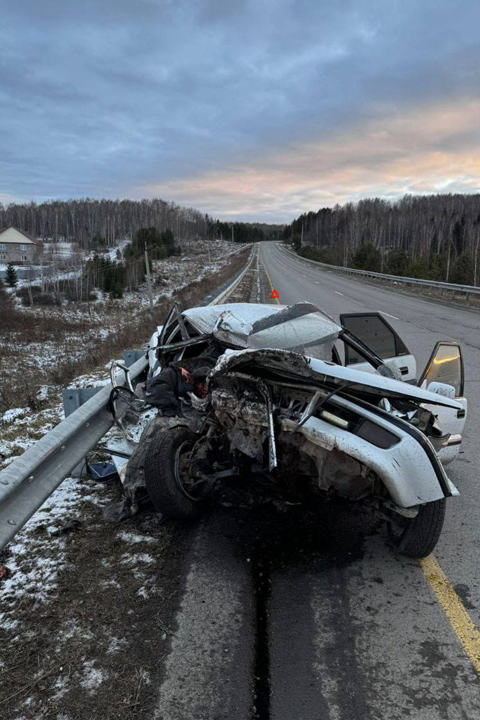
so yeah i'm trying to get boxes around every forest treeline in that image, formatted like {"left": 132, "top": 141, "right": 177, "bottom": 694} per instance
{"left": 284, "top": 194, "right": 480, "bottom": 285}
{"left": 0, "top": 197, "right": 284, "bottom": 248}
{"left": 0, "top": 198, "right": 206, "bottom": 248}
{"left": 208, "top": 219, "right": 284, "bottom": 243}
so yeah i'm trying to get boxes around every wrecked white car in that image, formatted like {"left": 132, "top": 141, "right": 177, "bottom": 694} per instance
{"left": 114, "top": 302, "right": 467, "bottom": 559}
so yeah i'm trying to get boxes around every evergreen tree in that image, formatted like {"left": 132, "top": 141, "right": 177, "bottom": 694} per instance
{"left": 452, "top": 217, "right": 466, "bottom": 256}
{"left": 91, "top": 233, "right": 106, "bottom": 249}
{"left": 386, "top": 249, "right": 410, "bottom": 276}
{"left": 450, "top": 253, "right": 473, "bottom": 285}
{"left": 161, "top": 229, "right": 176, "bottom": 255}
{"left": 125, "top": 227, "right": 163, "bottom": 259}
{"left": 351, "top": 244, "right": 382, "bottom": 272}
{"left": 5, "top": 262, "right": 18, "bottom": 288}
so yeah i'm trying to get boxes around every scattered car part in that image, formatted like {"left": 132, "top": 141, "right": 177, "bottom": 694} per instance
{"left": 88, "top": 462, "right": 119, "bottom": 481}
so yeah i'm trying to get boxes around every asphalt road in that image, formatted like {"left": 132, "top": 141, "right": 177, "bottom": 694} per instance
{"left": 155, "top": 242, "right": 480, "bottom": 720}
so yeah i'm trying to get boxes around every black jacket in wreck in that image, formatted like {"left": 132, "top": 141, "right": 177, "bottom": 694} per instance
{"left": 145, "top": 366, "right": 193, "bottom": 416}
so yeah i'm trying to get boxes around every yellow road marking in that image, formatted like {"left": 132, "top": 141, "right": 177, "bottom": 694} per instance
{"left": 420, "top": 555, "right": 480, "bottom": 676}
{"left": 262, "top": 262, "right": 281, "bottom": 305}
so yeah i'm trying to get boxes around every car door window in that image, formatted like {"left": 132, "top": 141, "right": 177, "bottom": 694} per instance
{"left": 419, "top": 342, "right": 464, "bottom": 397}
{"left": 340, "top": 313, "right": 409, "bottom": 365}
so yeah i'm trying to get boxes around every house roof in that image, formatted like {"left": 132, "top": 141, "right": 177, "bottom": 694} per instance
{"left": 0, "top": 227, "right": 42, "bottom": 246}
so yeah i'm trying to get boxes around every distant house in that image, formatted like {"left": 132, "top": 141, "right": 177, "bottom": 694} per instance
{"left": 0, "top": 227, "right": 43, "bottom": 265}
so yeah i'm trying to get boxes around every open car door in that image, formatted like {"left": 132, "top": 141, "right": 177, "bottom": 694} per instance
{"left": 419, "top": 341, "right": 467, "bottom": 465}
{"left": 339, "top": 313, "right": 417, "bottom": 382}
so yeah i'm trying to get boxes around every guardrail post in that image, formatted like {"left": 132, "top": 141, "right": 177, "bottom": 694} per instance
{"left": 123, "top": 350, "right": 146, "bottom": 368}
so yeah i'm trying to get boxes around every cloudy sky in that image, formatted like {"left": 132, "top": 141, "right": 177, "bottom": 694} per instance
{"left": 1, "top": 0, "right": 480, "bottom": 221}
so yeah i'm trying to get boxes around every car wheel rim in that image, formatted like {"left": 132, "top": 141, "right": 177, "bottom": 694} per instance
{"left": 173, "top": 441, "right": 208, "bottom": 502}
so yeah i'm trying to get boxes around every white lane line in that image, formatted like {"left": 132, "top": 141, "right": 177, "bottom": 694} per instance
{"left": 303, "top": 274, "right": 307, "bottom": 278}
{"left": 315, "top": 281, "right": 320, "bottom": 285}
{"left": 335, "top": 291, "right": 344, "bottom": 296}
{"left": 381, "top": 311, "right": 399, "bottom": 320}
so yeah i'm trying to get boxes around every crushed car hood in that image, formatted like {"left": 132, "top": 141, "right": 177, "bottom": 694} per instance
{"left": 211, "top": 348, "right": 463, "bottom": 410}
{"left": 184, "top": 302, "right": 341, "bottom": 359}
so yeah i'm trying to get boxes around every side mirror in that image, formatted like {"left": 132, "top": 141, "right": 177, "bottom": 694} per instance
{"left": 419, "top": 342, "right": 464, "bottom": 397}
{"left": 426, "top": 382, "right": 456, "bottom": 399}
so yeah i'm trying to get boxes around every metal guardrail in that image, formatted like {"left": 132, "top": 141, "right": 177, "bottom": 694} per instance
{"left": 0, "top": 356, "right": 148, "bottom": 550}
{"left": 0, "top": 248, "right": 255, "bottom": 550}
{"left": 286, "top": 246, "right": 480, "bottom": 299}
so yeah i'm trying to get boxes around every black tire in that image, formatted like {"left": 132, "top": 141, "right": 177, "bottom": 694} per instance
{"left": 144, "top": 426, "right": 207, "bottom": 521}
{"left": 388, "top": 499, "right": 446, "bottom": 558}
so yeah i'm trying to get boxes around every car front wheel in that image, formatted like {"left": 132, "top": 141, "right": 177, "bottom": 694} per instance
{"left": 388, "top": 499, "right": 446, "bottom": 558}
{"left": 144, "top": 426, "right": 209, "bottom": 521}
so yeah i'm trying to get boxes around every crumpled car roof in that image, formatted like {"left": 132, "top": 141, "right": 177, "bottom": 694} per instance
{"left": 184, "top": 302, "right": 341, "bottom": 358}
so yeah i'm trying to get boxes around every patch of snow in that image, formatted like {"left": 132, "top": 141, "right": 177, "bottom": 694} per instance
{"left": 2, "top": 454, "right": 23, "bottom": 467}
{"left": 117, "top": 530, "right": 156, "bottom": 545}
{"left": 43, "top": 241, "right": 77, "bottom": 257}
{"left": 0, "top": 440, "right": 13, "bottom": 458}
{"left": 120, "top": 553, "right": 155, "bottom": 566}
{"left": 106, "top": 636, "right": 127, "bottom": 654}
{"left": 57, "top": 618, "right": 94, "bottom": 645}
{"left": 99, "top": 578, "right": 121, "bottom": 590}
{"left": 0, "top": 614, "right": 20, "bottom": 631}
{"left": 133, "top": 568, "right": 147, "bottom": 581}
{"left": 53, "top": 673, "right": 70, "bottom": 701}
{"left": 80, "top": 661, "right": 105, "bottom": 693}
{"left": 1, "top": 407, "right": 29, "bottom": 424}
{"left": 35, "top": 385, "right": 51, "bottom": 403}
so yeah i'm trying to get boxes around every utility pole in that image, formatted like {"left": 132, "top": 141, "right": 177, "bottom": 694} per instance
{"left": 231, "top": 225, "right": 234, "bottom": 243}
{"left": 27, "top": 273, "right": 34, "bottom": 307}
{"left": 144, "top": 245, "right": 154, "bottom": 314}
